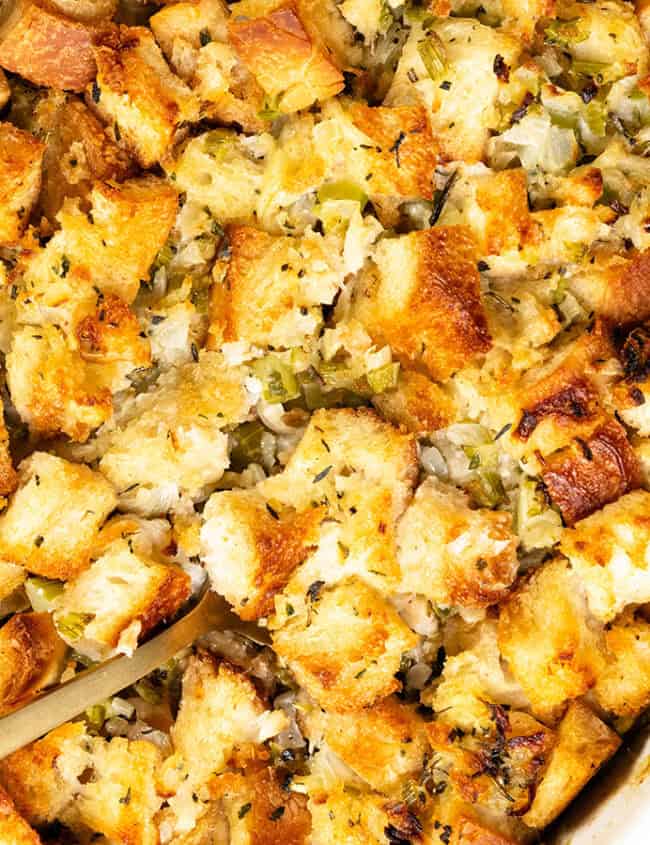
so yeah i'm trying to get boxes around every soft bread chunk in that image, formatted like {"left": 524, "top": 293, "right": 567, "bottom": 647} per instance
{"left": 150, "top": 0, "right": 229, "bottom": 59}
{"left": 20, "top": 176, "right": 178, "bottom": 316}
{"left": 99, "top": 352, "right": 253, "bottom": 514}
{"left": 594, "top": 608, "right": 650, "bottom": 717}
{"left": 6, "top": 325, "right": 113, "bottom": 442}
{"left": 29, "top": 92, "right": 134, "bottom": 222}
{"left": 351, "top": 227, "right": 491, "bottom": 381}
{"left": 437, "top": 167, "right": 534, "bottom": 262}
{"left": 522, "top": 701, "right": 621, "bottom": 830}
{"left": 540, "top": 417, "right": 640, "bottom": 525}
{"left": 88, "top": 26, "right": 198, "bottom": 167}
{"left": 372, "top": 369, "right": 456, "bottom": 435}
{"left": 75, "top": 737, "right": 163, "bottom": 845}
{"left": 0, "top": 786, "right": 41, "bottom": 845}
{"left": 497, "top": 558, "right": 606, "bottom": 719}
{"left": 301, "top": 697, "right": 429, "bottom": 792}
{"left": 201, "top": 489, "right": 324, "bottom": 620}
{"left": 315, "top": 99, "right": 437, "bottom": 225}
{"left": 0, "top": 452, "right": 116, "bottom": 580}
{"left": 546, "top": 0, "right": 646, "bottom": 78}
{"left": 506, "top": 322, "right": 616, "bottom": 463}
{"left": 569, "top": 249, "right": 650, "bottom": 325}
{"left": 160, "top": 655, "right": 287, "bottom": 833}
{"left": 560, "top": 489, "right": 650, "bottom": 622}
{"left": 211, "top": 765, "right": 311, "bottom": 845}
{"left": 260, "top": 407, "right": 417, "bottom": 516}
{"left": 273, "top": 576, "right": 417, "bottom": 711}
{"left": 0, "top": 123, "right": 44, "bottom": 246}
{"left": 260, "top": 408, "right": 417, "bottom": 606}
{"left": 0, "top": 613, "right": 66, "bottom": 716}
{"left": 0, "top": 0, "right": 102, "bottom": 91}
{"left": 168, "top": 130, "right": 266, "bottom": 227}
{"left": 0, "top": 723, "right": 89, "bottom": 826}
{"left": 228, "top": 2, "right": 344, "bottom": 113}
{"left": 75, "top": 293, "right": 152, "bottom": 393}
{"left": 53, "top": 537, "right": 190, "bottom": 660}
{"left": 396, "top": 477, "right": 518, "bottom": 614}
{"left": 167, "top": 655, "right": 286, "bottom": 780}
{"left": 386, "top": 18, "right": 521, "bottom": 163}
{"left": 210, "top": 225, "right": 344, "bottom": 349}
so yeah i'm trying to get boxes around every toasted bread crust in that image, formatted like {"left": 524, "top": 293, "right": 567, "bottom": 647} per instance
{"left": 541, "top": 418, "right": 641, "bottom": 525}
{"left": 228, "top": 3, "right": 344, "bottom": 112}
{"left": 353, "top": 227, "right": 491, "bottom": 381}
{"left": 0, "top": 1, "right": 105, "bottom": 91}
{"left": 0, "top": 613, "right": 65, "bottom": 716}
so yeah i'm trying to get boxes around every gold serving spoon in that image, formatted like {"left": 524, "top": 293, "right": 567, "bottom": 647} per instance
{"left": 0, "top": 590, "right": 269, "bottom": 760}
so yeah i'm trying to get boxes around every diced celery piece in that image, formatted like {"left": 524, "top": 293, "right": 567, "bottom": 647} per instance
{"left": 317, "top": 180, "right": 368, "bottom": 208}
{"left": 251, "top": 356, "right": 300, "bottom": 404}
{"left": 56, "top": 612, "right": 95, "bottom": 641}
{"left": 417, "top": 37, "right": 447, "bottom": 81}
{"left": 25, "top": 576, "right": 64, "bottom": 612}
{"left": 367, "top": 362, "right": 400, "bottom": 394}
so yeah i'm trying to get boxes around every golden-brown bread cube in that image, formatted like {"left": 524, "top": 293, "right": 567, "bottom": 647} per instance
{"left": 200, "top": 489, "right": 324, "bottom": 620}
{"left": 0, "top": 452, "right": 117, "bottom": 580}
{"left": 210, "top": 765, "right": 311, "bottom": 845}
{"left": 351, "top": 227, "right": 491, "bottom": 381}
{"left": 372, "top": 369, "right": 456, "bottom": 436}
{"left": 19, "top": 177, "right": 178, "bottom": 325}
{"left": 315, "top": 99, "right": 437, "bottom": 226}
{"left": 260, "top": 408, "right": 417, "bottom": 611}
{"left": 6, "top": 325, "right": 113, "bottom": 442}
{"left": 75, "top": 293, "right": 152, "bottom": 392}
{"left": 0, "top": 722, "right": 88, "bottom": 826}
{"left": 210, "top": 225, "right": 343, "bottom": 349}
{"left": 0, "top": 786, "right": 41, "bottom": 845}
{"left": 0, "top": 613, "right": 66, "bottom": 716}
{"left": 150, "top": 0, "right": 229, "bottom": 61}
{"left": 228, "top": 2, "right": 344, "bottom": 113}
{"left": 75, "top": 737, "right": 163, "bottom": 845}
{"left": 427, "top": 708, "right": 556, "bottom": 816}
{"left": 386, "top": 18, "right": 522, "bottom": 163}
{"left": 30, "top": 92, "right": 134, "bottom": 222}
{"left": 522, "top": 700, "right": 621, "bottom": 830}
{"left": 506, "top": 321, "right": 616, "bottom": 463}
{"left": 193, "top": 40, "right": 267, "bottom": 132}
{"left": 160, "top": 655, "right": 287, "bottom": 834}
{"left": 167, "top": 129, "right": 266, "bottom": 227}
{"left": 273, "top": 576, "right": 418, "bottom": 711}
{"left": 88, "top": 25, "right": 198, "bottom": 167}
{"left": 308, "top": 782, "right": 423, "bottom": 845}
{"left": 437, "top": 167, "right": 533, "bottom": 262}
{"left": 53, "top": 537, "right": 190, "bottom": 660}
{"left": 0, "top": 0, "right": 105, "bottom": 91}
{"left": 396, "top": 478, "right": 518, "bottom": 614}
{"left": 594, "top": 608, "right": 650, "bottom": 718}
{"left": 569, "top": 248, "right": 650, "bottom": 326}
{"left": 497, "top": 558, "right": 606, "bottom": 719}
{"left": 99, "top": 352, "right": 252, "bottom": 514}
{"left": 0, "top": 123, "right": 44, "bottom": 246}
{"left": 560, "top": 489, "right": 650, "bottom": 622}
{"left": 540, "top": 417, "right": 641, "bottom": 525}
{"left": 301, "top": 697, "right": 429, "bottom": 793}
{"left": 45, "top": 0, "right": 117, "bottom": 23}
{"left": 260, "top": 407, "right": 418, "bottom": 516}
